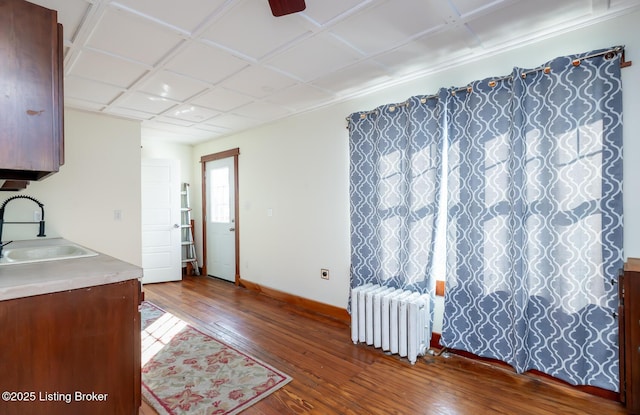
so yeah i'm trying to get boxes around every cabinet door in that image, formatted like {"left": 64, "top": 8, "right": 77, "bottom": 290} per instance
{"left": 624, "top": 268, "right": 640, "bottom": 414}
{"left": 0, "top": 280, "right": 141, "bottom": 415}
{"left": 0, "top": 0, "right": 64, "bottom": 180}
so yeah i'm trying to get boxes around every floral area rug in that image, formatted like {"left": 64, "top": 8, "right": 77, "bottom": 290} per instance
{"left": 141, "top": 301, "right": 292, "bottom": 414}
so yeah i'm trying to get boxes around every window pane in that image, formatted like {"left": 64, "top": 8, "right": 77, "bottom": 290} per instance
{"left": 210, "top": 167, "right": 230, "bottom": 223}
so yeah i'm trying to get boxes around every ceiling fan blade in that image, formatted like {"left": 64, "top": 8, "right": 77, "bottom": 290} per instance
{"left": 268, "top": 0, "right": 306, "bottom": 17}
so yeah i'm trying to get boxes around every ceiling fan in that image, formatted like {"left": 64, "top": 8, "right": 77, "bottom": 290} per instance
{"left": 268, "top": 0, "right": 306, "bottom": 17}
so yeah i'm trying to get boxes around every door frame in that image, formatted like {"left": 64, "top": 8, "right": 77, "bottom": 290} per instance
{"left": 201, "top": 148, "right": 240, "bottom": 284}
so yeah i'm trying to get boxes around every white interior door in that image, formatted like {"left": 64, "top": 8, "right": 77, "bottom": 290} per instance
{"left": 141, "top": 159, "right": 181, "bottom": 284}
{"left": 206, "top": 157, "right": 236, "bottom": 282}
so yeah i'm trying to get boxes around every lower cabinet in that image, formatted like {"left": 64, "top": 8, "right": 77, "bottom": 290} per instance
{"left": 621, "top": 259, "right": 640, "bottom": 414}
{"left": 0, "top": 279, "right": 141, "bottom": 415}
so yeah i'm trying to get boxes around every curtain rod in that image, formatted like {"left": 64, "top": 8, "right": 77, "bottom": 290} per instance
{"left": 346, "top": 46, "right": 629, "bottom": 123}
{"left": 520, "top": 45, "right": 627, "bottom": 78}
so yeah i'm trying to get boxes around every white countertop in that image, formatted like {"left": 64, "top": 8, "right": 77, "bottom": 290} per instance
{"left": 0, "top": 238, "right": 142, "bottom": 301}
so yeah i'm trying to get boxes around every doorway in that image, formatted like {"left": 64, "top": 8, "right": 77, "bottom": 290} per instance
{"left": 201, "top": 148, "right": 239, "bottom": 283}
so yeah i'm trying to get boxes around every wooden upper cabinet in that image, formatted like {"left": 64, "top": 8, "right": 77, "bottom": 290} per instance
{"left": 0, "top": 0, "right": 64, "bottom": 181}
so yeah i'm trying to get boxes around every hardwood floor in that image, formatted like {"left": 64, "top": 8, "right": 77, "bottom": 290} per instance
{"left": 139, "top": 275, "right": 626, "bottom": 415}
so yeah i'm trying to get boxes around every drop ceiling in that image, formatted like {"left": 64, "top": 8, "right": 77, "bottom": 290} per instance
{"left": 27, "top": 0, "right": 640, "bottom": 145}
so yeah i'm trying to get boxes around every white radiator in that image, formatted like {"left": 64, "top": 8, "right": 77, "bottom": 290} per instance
{"left": 351, "top": 284, "right": 431, "bottom": 365}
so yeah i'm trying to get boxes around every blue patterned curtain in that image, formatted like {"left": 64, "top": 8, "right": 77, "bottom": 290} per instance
{"left": 348, "top": 47, "right": 623, "bottom": 391}
{"left": 348, "top": 95, "right": 446, "bottom": 297}
{"left": 441, "top": 48, "right": 624, "bottom": 391}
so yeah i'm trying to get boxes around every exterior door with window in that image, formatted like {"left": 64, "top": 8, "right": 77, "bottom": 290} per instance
{"left": 205, "top": 156, "right": 236, "bottom": 282}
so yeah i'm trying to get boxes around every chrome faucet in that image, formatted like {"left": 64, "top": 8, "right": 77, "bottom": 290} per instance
{"left": 0, "top": 195, "right": 46, "bottom": 258}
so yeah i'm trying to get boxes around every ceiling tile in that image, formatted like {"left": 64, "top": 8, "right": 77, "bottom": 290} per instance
{"left": 144, "top": 120, "right": 194, "bottom": 133}
{"left": 22, "top": 0, "right": 640, "bottom": 145}
{"left": 203, "top": 113, "right": 260, "bottom": 130}
{"left": 191, "top": 88, "right": 254, "bottom": 112}
{"left": 448, "top": 0, "right": 503, "bottom": 17}
{"left": 329, "top": 0, "right": 446, "bottom": 55}
{"left": 113, "top": 0, "right": 227, "bottom": 33}
{"left": 64, "top": 76, "right": 124, "bottom": 104}
{"left": 266, "top": 32, "right": 363, "bottom": 82}
{"left": 114, "top": 91, "right": 179, "bottom": 114}
{"left": 64, "top": 97, "right": 105, "bottom": 111}
{"left": 151, "top": 116, "right": 195, "bottom": 127}
{"left": 302, "top": 0, "right": 369, "bottom": 25}
{"left": 467, "top": 0, "right": 593, "bottom": 47}
{"left": 86, "top": 7, "right": 184, "bottom": 65}
{"left": 164, "top": 104, "right": 219, "bottom": 123}
{"left": 191, "top": 123, "right": 233, "bottom": 139}
{"left": 232, "top": 101, "right": 291, "bottom": 121}
{"left": 373, "top": 27, "right": 475, "bottom": 76}
{"left": 164, "top": 42, "right": 249, "bottom": 84}
{"left": 68, "top": 49, "right": 149, "bottom": 88}
{"left": 311, "top": 61, "right": 393, "bottom": 96}
{"left": 200, "top": 0, "right": 313, "bottom": 60}
{"left": 192, "top": 123, "right": 232, "bottom": 135}
{"left": 142, "top": 123, "right": 218, "bottom": 144}
{"left": 219, "top": 66, "right": 298, "bottom": 98}
{"left": 139, "top": 70, "right": 210, "bottom": 102}
{"left": 266, "top": 84, "right": 335, "bottom": 111}
{"left": 106, "top": 106, "right": 155, "bottom": 120}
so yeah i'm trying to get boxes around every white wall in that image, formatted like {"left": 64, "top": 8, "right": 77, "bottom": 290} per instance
{"left": 191, "top": 11, "right": 640, "bottom": 332}
{"left": 192, "top": 115, "right": 350, "bottom": 307}
{"left": 6, "top": 109, "right": 143, "bottom": 266}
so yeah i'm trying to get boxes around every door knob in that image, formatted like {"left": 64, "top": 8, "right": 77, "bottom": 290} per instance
{"left": 174, "top": 224, "right": 180, "bottom": 228}
{"left": 229, "top": 227, "right": 235, "bottom": 231}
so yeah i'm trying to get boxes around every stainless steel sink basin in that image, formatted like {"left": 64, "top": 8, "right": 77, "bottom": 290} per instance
{"left": 0, "top": 243, "right": 98, "bottom": 265}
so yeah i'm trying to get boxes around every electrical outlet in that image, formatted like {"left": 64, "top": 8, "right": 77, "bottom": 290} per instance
{"left": 321, "top": 268, "right": 329, "bottom": 280}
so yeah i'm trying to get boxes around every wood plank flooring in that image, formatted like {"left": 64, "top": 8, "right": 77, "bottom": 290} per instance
{"left": 139, "top": 275, "right": 626, "bottom": 415}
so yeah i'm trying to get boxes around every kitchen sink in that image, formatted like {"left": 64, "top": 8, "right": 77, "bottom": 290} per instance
{"left": 0, "top": 243, "right": 98, "bottom": 265}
